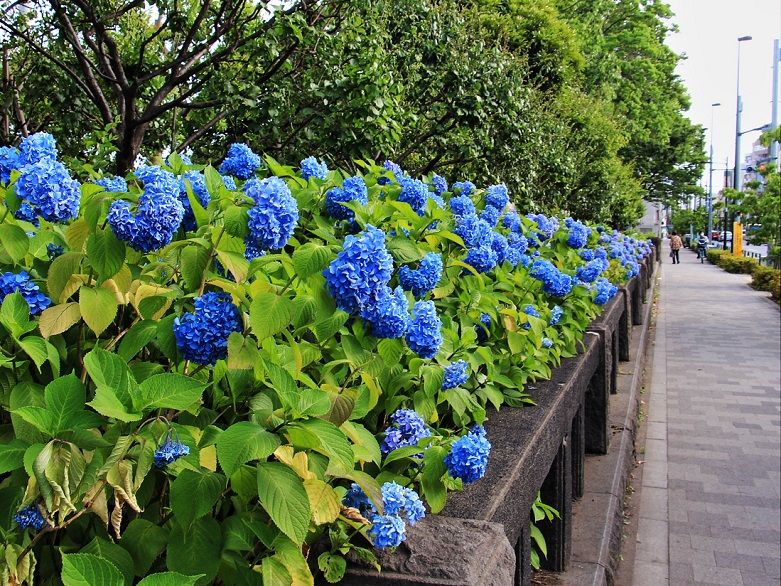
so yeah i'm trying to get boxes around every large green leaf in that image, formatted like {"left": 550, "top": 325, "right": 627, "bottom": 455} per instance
{"left": 291, "top": 243, "right": 332, "bottom": 280}
{"left": 84, "top": 348, "right": 141, "bottom": 420}
{"left": 138, "top": 373, "right": 206, "bottom": 411}
{"left": 15, "top": 374, "right": 102, "bottom": 435}
{"left": 1, "top": 292, "right": 34, "bottom": 338}
{"left": 47, "top": 252, "right": 84, "bottom": 302}
{"left": 421, "top": 446, "right": 448, "bottom": 513}
{"left": 170, "top": 470, "right": 226, "bottom": 530}
{"left": 180, "top": 244, "right": 210, "bottom": 291}
{"left": 0, "top": 223, "right": 30, "bottom": 263}
{"left": 166, "top": 517, "right": 222, "bottom": 585}
{"left": 79, "top": 287, "right": 118, "bottom": 336}
{"left": 18, "top": 336, "right": 48, "bottom": 371}
{"left": 61, "top": 553, "right": 123, "bottom": 586}
{"left": 256, "top": 462, "right": 311, "bottom": 545}
{"left": 286, "top": 419, "right": 354, "bottom": 473}
{"left": 0, "top": 439, "right": 28, "bottom": 474}
{"left": 216, "top": 422, "right": 280, "bottom": 477}
{"left": 86, "top": 228, "right": 125, "bottom": 281}
{"left": 118, "top": 519, "right": 168, "bottom": 576}
{"left": 137, "top": 573, "right": 204, "bottom": 586}
{"left": 80, "top": 537, "right": 135, "bottom": 585}
{"left": 117, "top": 320, "right": 159, "bottom": 361}
{"left": 249, "top": 291, "right": 293, "bottom": 341}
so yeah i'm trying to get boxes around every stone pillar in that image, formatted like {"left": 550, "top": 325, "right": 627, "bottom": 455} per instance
{"left": 539, "top": 437, "right": 572, "bottom": 573}
{"left": 571, "top": 404, "right": 585, "bottom": 499}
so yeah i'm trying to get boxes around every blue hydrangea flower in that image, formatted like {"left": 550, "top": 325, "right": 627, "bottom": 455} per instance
{"left": 526, "top": 213, "right": 558, "bottom": 245}
{"left": 452, "top": 181, "right": 475, "bottom": 196}
{"left": 442, "top": 360, "right": 469, "bottom": 390}
{"left": 529, "top": 259, "right": 573, "bottom": 298}
{"left": 484, "top": 184, "right": 509, "bottom": 211}
{"left": 19, "top": 132, "right": 57, "bottom": 166}
{"left": 449, "top": 194, "right": 475, "bottom": 217}
{"left": 428, "top": 193, "right": 445, "bottom": 210}
{"left": 454, "top": 214, "right": 492, "bottom": 249}
{"left": 378, "top": 160, "right": 406, "bottom": 185}
{"left": 523, "top": 304, "right": 540, "bottom": 330}
{"left": 300, "top": 156, "right": 328, "bottom": 180}
{"left": 173, "top": 291, "right": 243, "bottom": 365}
{"left": 369, "top": 514, "right": 406, "bottom": 549}
{"left": 381, "top": 482, "right": 425, "bottom": 525}
{"left": 14, "top": 504, "right": 46, "bottom": 531}
{"left": 107, "top": 167, "right": 183, "bottom": 252}
{"left": 479, "top": 205, "right": 501, "bottom": 226}
{"left": 343, "top": 483, "right": 375, "bottom": 515}
{"left": 244, "top": 176, "right": 299, "bottom": 252}
{"left": 15, "top": 159, "right": 80, "bottom": 223}
{"left": 325, "top": 176, "right": 368, "bottom": 221}
{"left": 445, "top": 425, "right": 491, "bottom": 484}
{"left": 380, "top": 409, "right": 432, "bottom": 455}
{"left": 567, "top": 219, "right": 590, "bottom": 248}
{"left": 463, "top": 245, "right": 498, "bottom": 273}
{"left": 178, "top": 171, "right": 212, "bottom": 231}
{"left": 324, "top": 225, "right": 393, "bottom": 314}
{"left": 431, "top": 174, "right": 448, "bottom": 196}
{"left": 153, "top": 435, "right": 190, "bottom": 468}
{"left": 47, "top": 243, "right": 64, "bottom": 260}
{"left": 491, "top": 232, "right": 512, "bottom": 265}
{"left": 549, "top": 305, "right": 563, "bottom": 326}
{"left": 405, "top": 300, "right": 442, "bottom": 359}
{"left": 360, "top": 286, "right": 409, "bottom": 339}
{"left": 14, "top": 202, "right": 39, "bottom": 226}
{"left": 579, "top": 249, "right": 595, "bottom": 261}
{"left": 0, "top": 271, "right": 51, "bottom": 315}
{"left": 0, "top": 146, "right": 21, "bottom": 183}
{"left": 520, "top": 254, "right": 532, "bottom": 268}
{"left": 398, "top": 253, "right": 442, "bottom": 299}
{"left": 502, "top": 209, "right": 521, "bottom": 232}
{"left": 594, "top": 277, "right": 618, "bottom": 305}
{"left": 221, "top": 175, "right": 237, "bottom": 190}
{"left": 507, "top": 231, "right": 529, "bottom": 255}
{"left": 398, "top": 177, "right": 429, "bottom": 215}
{"left": 94, "top": 176, "right": 128, "bottom": 193}
{"left": 576, "top": 259, "right": 605, "bottom": 284}
{"left": 219, "top": 143, "right": 261, "bottom": 179}
{"left": 542, "top": 337, "right": 554, "bottom": 349}
{"left": 476, "top": 312, "right": 491, "bottom": 343}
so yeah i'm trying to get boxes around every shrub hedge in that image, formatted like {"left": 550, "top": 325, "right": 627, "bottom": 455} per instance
{"left": 750, "top": 265, "right": 781, "bottom": 303}
{"left": 707, "top": 250, "right": 757, "bottom": 274}
{"left": 0, "top": 133, "right": 651, "bottom": 584}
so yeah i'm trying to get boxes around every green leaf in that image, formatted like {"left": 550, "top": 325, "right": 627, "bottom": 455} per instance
{"left": 88, "top": 386, "right": 142, "bottom": 422}
{"left": 180, "top": 244, "right": 210, "bottom": 291}
{"left": 48, "top": 252, "right": 85, "bottom": 302}
{"left": 0, "top": 439, "right": 28, "bottom": 474}
{"left": 223, "top": 205, "right": 249, "bottom": 238}
{"left": 166, "top": 517, "right": 222, "bottom": 586}
{"left": 256, "top": 462, "right": 311, "bottom": 545}
{"left": 249, "top": 291, "right": 293, "bottom": 341}
{"left": 214, "top": 249, "right": 249, "bottom": 283}
{"left": 286, "top": 419, "right": 354, "bottom": 472}
{"left": 138, "top": 373, "right": 206, "bottom": 411}
{"left": 170, "top": 470, "right": 226, "bottom": 530}
{"left": 79, "top": 287, "right": 118, "bottom": 336}
{"left": 295, "top": 388, "right": 331, "bottom": 418}
{"left": 421, "top": 445, "right": 448, "bottom": 513}
{"left": 18, "top": 336, "right": 48, "bottom": 371}
{"left": 184, "top": 181, "right": 209, "bottom": 229}
{"left": 386, "top": 237, "right": 424, "bottom": 263}
{"left": 38, "top": 302, "right": 81, "bottom": 338}
{"left": 0, "top": 223, "right": 30, "bottom": 263}
{"left": 1, "top": 292, "right": 34, "bottom": 338}
{"left": 137, "top": 573, "right": 204, "bottom": 586}
{"left": 80, "top": 537, "right": 135, "bottom": 586}
{"left": 376, "top": 338, "right": 403, "bottom": 366}
{"left": 330, "top": 469, "right": 383, "bottom": 514}
{"left": 61, "top": 553, "right": 123, "bottom": 586}
{"left": 262, "top": 557, "right": 291, "bottom": 586}
{"left": 217, "top": 421, "right": 280, "bottom": 477}
{"left": 313, "top": 310, "right": 348, "bottom": 342}
{"left": 291, "top": 243, "right": 332, "bottom": 280}
{"left": 318, "top": 552, "right": 347, "bottom": 584}
{"left": 84, "top": 348, "right": 141, "bottom": 419}
{"left": 87, "top": 228, "right": 125, "bottom": 281}
{"left": 226, "top": 332, "right": 259, "bottom": 370}
{"left": 117, "top": 320, "right": 159, "bottom": 361}
{"left": 304, "top": 478, "right": 341, "bottom": 525}
{"left": 340, "top": 421, "right": 381, "bottom": 465}
{"left": 45, "top": 374, "right": 87, "bottom": 433}
{"left": 118, "top": 519, "right": 168, "bottom": 576}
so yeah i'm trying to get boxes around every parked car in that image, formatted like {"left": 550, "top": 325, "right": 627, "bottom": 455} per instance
{"left": 719, "top": 231, "right": 733, "bottom": 243}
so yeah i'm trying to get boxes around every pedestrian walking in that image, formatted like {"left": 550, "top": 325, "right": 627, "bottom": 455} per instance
{"left": 669, "top": 232, "right": 682, "bottom": 264}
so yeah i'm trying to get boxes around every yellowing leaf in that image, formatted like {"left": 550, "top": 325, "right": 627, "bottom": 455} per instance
{"left": 79, "top": 287, "right": 118, "bottom": 336}
{"left": 38, "top": 303, "right": 81, "bottom": 338}
{"left": 273, "top": 446, "right": 314, "bottom": 480}
{"left": 303, "top": 479, "right": 340, "bottom": 525}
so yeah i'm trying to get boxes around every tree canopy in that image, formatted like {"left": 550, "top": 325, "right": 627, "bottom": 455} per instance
{"left": 0, "top": 0, "right": 705, "bottom": 227}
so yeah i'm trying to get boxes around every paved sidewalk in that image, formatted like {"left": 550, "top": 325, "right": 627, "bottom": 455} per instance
{"left": 632, "top": 245, "right": 781, "bottom": 585}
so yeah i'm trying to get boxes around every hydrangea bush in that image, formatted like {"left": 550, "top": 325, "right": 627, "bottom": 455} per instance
{"left": 0, "top": 133, "right": 651, "bottom": 584}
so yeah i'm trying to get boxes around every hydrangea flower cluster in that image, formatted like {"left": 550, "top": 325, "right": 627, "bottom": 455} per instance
{"left": 398, "top": 177, "right": 430, "bottom": 215}
{"left": 549, "top": 305, "right": 563, "bottom": 326}
{"left": 502, "top": 209, "right": 521, "bottom": 232}
{"left": 357, "top": 481, "right": 426, "bottom": 549}
{"left": 0, "top": 271, "right": 51, "bottom": 315}
{"left": 526, "top": 213, "right": 558, "bottom": 245}
{"left": 479, "top": 205, "right": 501, "bottom": 227}
{"left": 454, "top": 214, "right": 492, "bottom": 249}
{"left": 14, "top": 202, "right": 38, "bottom": 226}
{"left": 463, "top": 244, "right": 497, "bottom": 273}
{"left": 565, "top": 217, "right": 590, "bottom": 248}
{"left": 324, "top": 225, "right": 394, "bottom": 314}
{"left": 15, "top": 158, "right": 81, "bottom": 223}
{"left": 360, "top": 286, "right": 409, "bottom": 339}
{"left": 484, "top": 184, "right": 509, "bottom": 211}
{"left": 94, "top": 176, "right": 128, "bottom": 193}
{"left": 449, "top": 194, "right": 475, "bottom": 217}
{"left": 244, "top": 176, "right": 299, "bottom": 254}
{"left": 529, "top": 259, "right": 573, "bottom": 298}
{"left": 173, "top": 291, "right": 243, "bottom": 365}
{"left": 523, "top": 304, "right": 540, "bottom": 329}
{"left": 444, "top": 425, "right": 491, "bottom": 484}
{"left": 300, "top": 156, "right": 328, "bottom": 180}
{"left": 431, "top": 174, "right": 448, "bottom": 196}
{"left": 380, "top": 409, "right": 432, "bottom": 455}
{"left": 593, "top": 277, "right": 618, "bottom": 305}
{"left": 399, "top": 253, "right": 443, "bottom": 298}
{"left": 19, "top": 132, "right": 57, "bottom": 166}
{"left": 0, "top": 146, "right": 21, "bottom": 183}
{"left": 405, "top": 300, "right": 443, "bottom": 359}
{"left": 219, "top": 143, "right": 261, "bottom": 179}
{"left": 325, "top": 176, "right": 368, "bottom": 221}
{"left": 14, "top": 504, "right": 46, "bottom": 531}
{"left": 576, "top": 259, "right": 606, "bottom": 283}
{"left": 452, "top": 181, "right": 475, "bottom": 196}
{"left": 107, "top": 166, "right": 184, "bottom": 252}
{"left": 442, "top": 360, "right": 469, "bottom": 390}
{"left": 46, "top": 243, "right": 64, "bottom": 260}
{"left": 368, "top": 514, "right": 406, "bottom": 549}
{"left": 378, "top": 160, "right": 406, "bottom": 185}
{"left": 153, "top": 435, "right": 190, "bottom": 468}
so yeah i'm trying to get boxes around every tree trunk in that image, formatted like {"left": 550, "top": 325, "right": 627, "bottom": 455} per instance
{"left": 115, "top": 121, "right": 146, "bottom": 175}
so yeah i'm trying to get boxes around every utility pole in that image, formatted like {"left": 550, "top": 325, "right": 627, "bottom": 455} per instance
{"left": 771, "top": 39, "right": 779, "bottom": 170}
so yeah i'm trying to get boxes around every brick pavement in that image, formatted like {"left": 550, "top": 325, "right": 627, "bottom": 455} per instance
{"left": 632, "top": 244, "right": 781, "bottom": 586}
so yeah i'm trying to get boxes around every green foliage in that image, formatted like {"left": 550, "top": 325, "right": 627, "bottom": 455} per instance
{"left": 529, "top": 492, "right": 560, "bottom": 570}
{"left": 708, "top": 251, "right": 757, "bottom": 274}
{"left": 750, "top": 266, "right": 781, "bottom": 302}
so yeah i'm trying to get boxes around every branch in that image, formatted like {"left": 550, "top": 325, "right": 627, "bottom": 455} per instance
{"left": 175, "top": 110, "right": 227, "bottom": 152}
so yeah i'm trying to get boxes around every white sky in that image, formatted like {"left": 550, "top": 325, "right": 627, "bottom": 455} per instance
{"left": 665, "top": 0, "right": 781, "bottom": 190}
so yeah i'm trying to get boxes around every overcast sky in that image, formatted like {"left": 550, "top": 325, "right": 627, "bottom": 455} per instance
{"left": 665, "top": 0, "right": 781, "bottom": 190}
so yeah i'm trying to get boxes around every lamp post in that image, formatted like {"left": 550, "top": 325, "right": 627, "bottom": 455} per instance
{"left": 708, "top": 102, "right": 721, "bottom": 243}
{"left": 732, "top": 35, "right": 752, "bottom": 253}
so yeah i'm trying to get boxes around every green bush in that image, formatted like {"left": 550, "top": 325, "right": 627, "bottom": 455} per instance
{"left": 707, "top": 249, "right": 728, "bottom": 264}
{"left": 750, "top": 265, "right": 780, "bottom": 290}
{"left": 707, "top": 250, "right": 756, "bottom": 274}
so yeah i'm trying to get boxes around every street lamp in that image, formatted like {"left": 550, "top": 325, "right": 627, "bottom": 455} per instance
{"left": 731, "top": 35, "right": 752, "bottom": 252}
{"left": 708, "top": 102, "right": 721, "bottom": 242}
